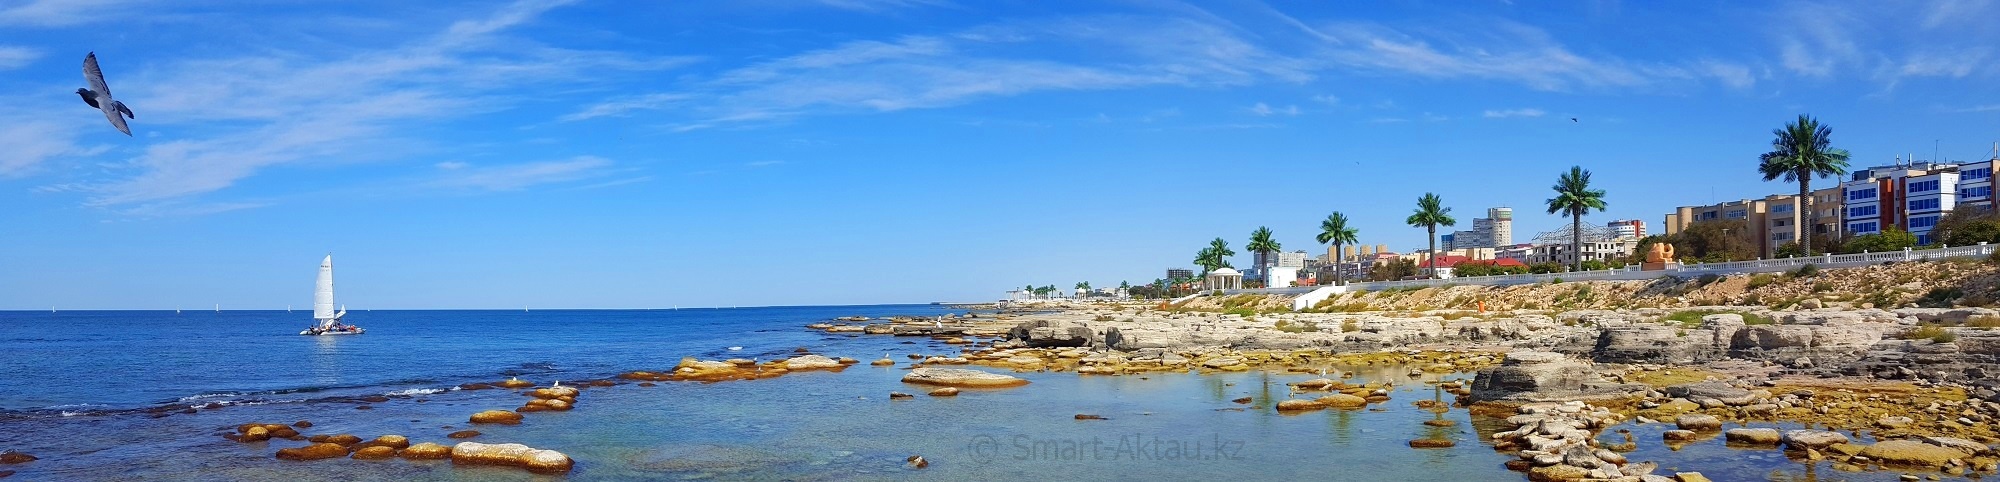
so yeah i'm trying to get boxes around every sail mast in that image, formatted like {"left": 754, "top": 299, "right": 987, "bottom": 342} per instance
{"left": 314, "top": 254, "right": 339, "bottom": 325}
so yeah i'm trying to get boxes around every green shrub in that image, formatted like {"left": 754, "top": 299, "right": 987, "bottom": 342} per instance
{"left": 1093, "top": 315, "right": 1114, "bottom": 321}
{"left": 1905, "top": 324, "right": 1957, "bottom": 343}
{"left": 1811, "top": 282, "right": 1833, "bottom": 293}
{"left": 1792, "top": 264, "right": 1819, "bottom": 278}
{"left": 1273, "top": 319, "right": 1319, "bottom": 333}
{"left": 1697, "top": 273, "right": 1721, "bottom": 286}
{"left": 1224, "top": 307, "right": 1257, "bottom": 317}
{"left": 1341, "top": 319, "right": 1359, "bottom": 332}
{"left": 1662, "top": 310, "right": 1771, "bottom": 327}
{"left": 1965, "top": 316, "right": 2000, "bottom": 330}
{"left": 1746, "top": 274, "right": 1777, "bottom": 289}
{"left": 1919, "top": 287, "right": 1965, "bottom": 308}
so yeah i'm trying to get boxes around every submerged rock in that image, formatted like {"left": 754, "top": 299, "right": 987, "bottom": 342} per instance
{"left": 451, "top": 442, "right": 574, "bottom": 474}
{"left": 1780, "top": 430, "right": 1848, "bottom": 449}
{"left": 900, "top": 368, "right": 1028, "bottom": 388}
{"left": 401, "top": 442, "right": 451, "bottom": 460}
{"left": 1275, "top": 399, "right": 1324, "bottom": 411}
{"left": 783, "top": 355, "right": 843, "bottom": 371}
{"left": 1724, "top": 428, "right": 1781, "bottom": 445}
{"left": 447, "top": 430, "right": 482, "bottom": 439}
{"left": 470, "top": 410, "right": 524, "bottom": 425}
{"left": 928, "top": 387, "right": 959, "bottom": 397}
{"left": 0, "top": 452, "right": 35, "bottom": 464}
{"left": 275, "top": 443, "right": 350, "bottom": 461}
{"left": 351, "top": 446, "right": 397, "bottom": 460}
{"left": 1859, "top": 440, "right": 1970, "bottom": 467}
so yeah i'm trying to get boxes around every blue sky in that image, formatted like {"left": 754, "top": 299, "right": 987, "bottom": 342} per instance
{"left": 2, "top": 0, "right": 1999, "bottom": 309}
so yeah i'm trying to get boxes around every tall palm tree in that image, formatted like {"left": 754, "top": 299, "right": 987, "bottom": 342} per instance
{"left": 1194, "top": 246, "right": 1217, "bottom": 274}
{"left": 1405, "top": 193, "right": 1456, "bottom": 279}
{"left": 1759, "top": 114, "right": 1851, "bottom": 256}
{"left": 1546, "top": 166, "right": 1609, "bottom": 272}
{"left": 1074, "top": 281, "right": 1091, "bottom": 296}
{"left": 1246, "top": 226, "right": 1281, "bottom": 285}
{"left": 1316, "top": 211, "right": 1359, "bottom": 286}
{"left": 1210, "top": 238, "right": 1235, "bottom": 267}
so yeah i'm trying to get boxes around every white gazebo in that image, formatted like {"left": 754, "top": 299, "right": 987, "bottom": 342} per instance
{"left": 1204, "top": 268, "right": 1244, "bottom": 291}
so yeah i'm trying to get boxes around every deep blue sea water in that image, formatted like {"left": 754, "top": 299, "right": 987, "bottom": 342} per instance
{"left": 0, "top": 307, "right": 1968, "bottom": 481}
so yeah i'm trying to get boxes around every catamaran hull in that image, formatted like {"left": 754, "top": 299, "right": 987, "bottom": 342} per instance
{"left": 300, "top": 328, "right": 365, "bottom": 336}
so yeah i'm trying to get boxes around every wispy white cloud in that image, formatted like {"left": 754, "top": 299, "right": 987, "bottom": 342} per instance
{"left": 1249, "top": 102, "right": 1299, "bottom": 116}
{"left": 430, "top": 156, "right": 614, "bottom": 191}
{"left": 435, "top": 161, "right": 469, "bottom": 170}
{"left": 0, "top": 0, "right": 148, "bottom": 27}
{"left": 0, "top": 118, "right": 101, "bottom": 177}
{"left": 744, "top": 160, "right": 785, "bottom": 168}
{"left": 560, "top": 93, "right": 693, "bottom": 122}
{"left": 66, "top": 0, "right": 688, "bottom": 209}
{"left": 1310, "top": 94, "right": 1339, "bottom": 105}
{"left": 0, "top": 45, "right": 40, "bottom": 69}
{"left": 1947, "top": 104, "right": 2000, "bottom": 113}
{"left": 814, "top": 0, "right": 949, "bottom": 12}
{"left": 1482, "top": 108, "right": 1545, "bottom": 118}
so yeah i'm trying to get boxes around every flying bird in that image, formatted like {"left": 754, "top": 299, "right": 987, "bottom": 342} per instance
{"left": 77, "top": 52, "right": 135, "bottom": 136}
{"left": 1570, "top": 117, "right": 1579, "bottom": 123}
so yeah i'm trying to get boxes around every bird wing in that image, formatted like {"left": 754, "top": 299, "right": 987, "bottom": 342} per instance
{"left": 101, "top": 105, "right": 131, "bottom": 136}
{"left": 83, "top": 52, "right": 111, "bottom": 98}
{"left": 114, "top": 100, "right": 133, "bottom": 119}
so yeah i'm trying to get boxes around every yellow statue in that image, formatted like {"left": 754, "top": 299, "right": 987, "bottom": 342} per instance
{"left": 1646, "top": 242, "right": 1675, "bottom": 264}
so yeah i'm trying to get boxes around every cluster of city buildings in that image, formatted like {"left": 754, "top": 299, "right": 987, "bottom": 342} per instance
{"left": 1151, "top": 149, "right": 2000, "bottom": 290}
{"left": 1187, "top": 207, "right": 1654, "bottom": 285}
{"left": 1663, "top": 150, "right": 2000, "bottom": 258}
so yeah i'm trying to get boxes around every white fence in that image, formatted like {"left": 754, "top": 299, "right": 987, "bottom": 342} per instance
{"left": 1226, "top": 243, "right": 1998, "bottom": 296}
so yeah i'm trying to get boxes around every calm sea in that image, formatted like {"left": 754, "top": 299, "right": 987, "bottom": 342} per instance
{"left": 0, "top": 307, "right": 1948, "bottom": 481}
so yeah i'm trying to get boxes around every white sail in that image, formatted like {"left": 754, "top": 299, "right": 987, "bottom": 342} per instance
{"left": 314, "top": 255, "right": 339, "bottom": 321}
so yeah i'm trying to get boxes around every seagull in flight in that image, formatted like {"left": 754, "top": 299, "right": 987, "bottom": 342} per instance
{"left": 1570, "top": 117, "right": 1579, "bottom": 123}
{"left": 77, "top": 52, "right": 135, "bottom": 136}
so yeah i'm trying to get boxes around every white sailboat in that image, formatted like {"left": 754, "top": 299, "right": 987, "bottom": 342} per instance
{"left": 300, "top": 254, "right": 364, "bottom": 336}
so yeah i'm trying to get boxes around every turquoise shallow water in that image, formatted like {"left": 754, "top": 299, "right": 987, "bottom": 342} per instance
{"left": 0, "top": 308, "right": 1977, "bottom": 480}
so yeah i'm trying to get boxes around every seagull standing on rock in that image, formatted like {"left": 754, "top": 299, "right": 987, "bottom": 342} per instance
{"left": 77, "top": 52, "right": 135, "bottom": 136}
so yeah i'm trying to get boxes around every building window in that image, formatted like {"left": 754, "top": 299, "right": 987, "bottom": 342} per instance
{"left": 1725, "top": 210, "right": 1747, "bottom": 219}
{"left": 1910, "top": 198, "right": 1940, "bottom": 211}
{"left": 1962, "top": 186, "right": 1993, "bottom": 199}
{"left": 1848, "top": 188, "right": 1877, "bottom": 201}
{"left": 1848, "top": 205, "right": 1877, "bottom": 217}
{"left": 1911, "top": 215, "right": 1938, "bottom": 228}
{"left": 1850, "top": 222, "right": 1879, "bottom": 233}
{"left": 1700, "top": 211, "right": 1718, "bottom": 220}
{"left": 1773, "top": 232, "right": 1792, "bottom": 241}
{"left": 1772, "top": 204, "right": 1792, "bottom": 213}
{"left": 1967, "top": 168, "right": 1992, "bottom": 180}
{"left": 1911, "top": 180, "right": 1940, "bottom": 192}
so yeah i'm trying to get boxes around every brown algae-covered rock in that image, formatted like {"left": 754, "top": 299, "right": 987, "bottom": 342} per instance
{"left": 470, "top": 410, "right": 524, "bottom": 425}
{"left": 275, "top": 443, "right": 350, "bottom": 461}
{"left": 450, "top": 442, "right": 574, "bottom": 474}
{"left": 401, "top": 442, "right": 452, "bottom": 460}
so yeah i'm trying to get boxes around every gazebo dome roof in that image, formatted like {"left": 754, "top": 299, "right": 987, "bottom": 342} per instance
{"left": 1209, "top": 268, "right": 1241, "bottom": 276}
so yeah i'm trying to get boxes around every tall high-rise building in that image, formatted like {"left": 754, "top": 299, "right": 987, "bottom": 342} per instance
{"left": 1445, "top": 207, "right": 1513, "bottom": 249}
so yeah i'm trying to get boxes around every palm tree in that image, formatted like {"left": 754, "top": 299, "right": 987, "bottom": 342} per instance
{"left": 1546, "top": 166, "right": 1609, "bottom": 272}
{"left": 1074, "top": 281, "right": 1091, "bottom": 297}
{"left": 1316, "top": 211, "right": 1359, "bottom": 286}
{"left": 1194, "top": 246, "right": 1217, "bottom": 274}
{"left": 1759, "top": 114, "right": 1851, "bottom": 256}
{"left": 1405, "top": 193, "right": 1457, "bottom": 279}
{"left": 1207, "top": 238, "right": 1236, "bottom": 270}
{"left": 1246, "top": 226, "right": 1281, "bottom": 285}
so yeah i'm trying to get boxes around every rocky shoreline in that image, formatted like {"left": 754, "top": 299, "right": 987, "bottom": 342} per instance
{"left": 800, "top": 299, "right": 2000, "bottom": 480}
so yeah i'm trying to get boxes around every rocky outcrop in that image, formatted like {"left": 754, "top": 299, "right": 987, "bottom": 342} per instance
{"left": 1006, "top": 320, "right": 1096, "bottom": 347}
{"left": 901, "top": 368, "right": 1029, "bottom": 388}
{"left": 1470, "top": 351, "right": 1610, "bottom": 402}
{"left": 451, "top": 442, "right": 574, "bottom": 474}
